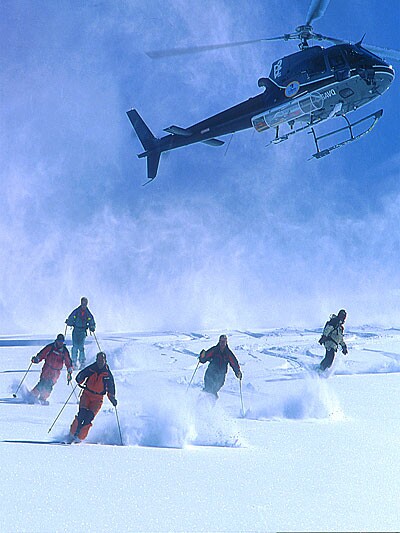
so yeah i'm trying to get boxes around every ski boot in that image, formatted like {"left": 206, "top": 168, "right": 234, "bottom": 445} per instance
{"left": 26, "top": 391, "right": 39, "bottom": 404}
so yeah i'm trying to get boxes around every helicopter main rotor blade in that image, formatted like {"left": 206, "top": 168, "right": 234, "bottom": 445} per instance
{"left": 363, "top": 43, "right": 400, "bottom": 62}
{"left": 305, "top": 0, "right": 332, "bottom": 26}
{"left": 312, "top": 32, "right": 347, "bottom": 45}
{"left": 145, "top": 36, "right": 290, "bottom": 59}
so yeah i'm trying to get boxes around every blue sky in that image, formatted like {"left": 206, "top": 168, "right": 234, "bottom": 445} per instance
{"left": 1, "top": 0, "right": 399, "bottom": 332}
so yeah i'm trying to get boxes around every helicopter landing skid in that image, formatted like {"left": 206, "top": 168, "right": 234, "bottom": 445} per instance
{"left": 266, "top": 120, "right": 321, "bottom": 146}
{"left": 309, "top": 109, "right": 383, "bottom": 159}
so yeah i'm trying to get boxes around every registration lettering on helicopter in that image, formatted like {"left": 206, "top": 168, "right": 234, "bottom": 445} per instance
{"left": 321, "top": 88, "right": 336, "bottom": 99}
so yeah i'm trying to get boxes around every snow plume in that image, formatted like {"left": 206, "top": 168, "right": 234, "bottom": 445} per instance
{"left": 93, "top": 337, "right": 242, "bottom": 448}
{"left": 8, "top": 382, "right": 33, "bottom": 404}
{"left": 3, "top": 171, "right": 400, "bottom": 334}
{"left": 93, "top": 383, "right": 241, "bottom": 449}
{"left": 76, "top": 369, "right": 340, "bottom": 447}
{"left": 119, "top": 382, "right": 197, "bottom": 448}
{"left": 245, "top": 376, "right": 344, "bottom": 421}
{"left": 83, "top": 352, "right": 241, "bottom": 448}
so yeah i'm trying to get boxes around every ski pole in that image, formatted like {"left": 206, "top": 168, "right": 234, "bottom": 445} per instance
{"left": 239, "top": 378, "right": 245, "bottom": 417}
{"left": 186, "top": 360, "right": 200, "bottom": 392}
{"left": 64, "top": 324, "right": 67, "bottom": 337}
{"left": 48, "top": 383, "right": 79, "bottom": 433}
{"left": 114, "top": 406, "right": 123, "bottom": 445}
{"left": 13, "top": 362, "right": 33, "bottom": 398}
{"left": 70, "top": 380, "right": 79, "bottom": 403}
{"left": 92, "top": 331, "right": 102, "bottom": 352}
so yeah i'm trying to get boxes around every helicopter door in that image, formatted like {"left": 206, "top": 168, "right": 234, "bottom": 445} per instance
{"left": 327, "top": 48, "right": 350, "bottom": 81}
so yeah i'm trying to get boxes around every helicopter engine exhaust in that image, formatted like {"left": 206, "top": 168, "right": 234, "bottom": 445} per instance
{"left": 252, "top": 92, "right": 324, "bottom": 131}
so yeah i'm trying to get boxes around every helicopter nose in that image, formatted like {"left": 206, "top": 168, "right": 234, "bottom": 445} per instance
{"left": 372, "top": 64, "right": 395, "bottom": 94}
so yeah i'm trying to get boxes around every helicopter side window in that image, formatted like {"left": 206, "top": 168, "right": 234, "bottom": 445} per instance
{"left": 327, "top": 49, "right": 346, "bottom": 70}
{"left": 307, "top": 54, "right": 326, "bottom": 77}
{"left": 292, "top": 54, "right": 326, "bottom": 82}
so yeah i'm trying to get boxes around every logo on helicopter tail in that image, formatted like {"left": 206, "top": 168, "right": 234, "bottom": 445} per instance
{"left": 273, "top": 59, "right": 283, "bottom": 79}
{"left": 285, "top": 81, "right": 300, "bottom": 98}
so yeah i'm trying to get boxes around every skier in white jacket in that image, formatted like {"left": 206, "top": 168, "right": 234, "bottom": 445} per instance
{"left": 319, "top": 309, "right": 348, "bottom": 371}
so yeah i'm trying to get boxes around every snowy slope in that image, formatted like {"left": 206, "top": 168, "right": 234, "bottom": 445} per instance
{"left": 1, "top": 327, "right": 400, "bottom": 532}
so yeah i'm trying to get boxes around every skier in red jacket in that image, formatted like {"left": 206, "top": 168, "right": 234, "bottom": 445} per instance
{"left": 69, "top": 351, "right": 117, "bottom": 441}
{"left": 29, "top": 333, "right": 73, "bottom": 405}
{"left": 199, "top": 334, "right": 242, "bottom": 398}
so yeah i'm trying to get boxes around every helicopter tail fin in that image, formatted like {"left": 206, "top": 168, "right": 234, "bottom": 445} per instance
{"left": 144, "top": 151, "right": 161, "bottom": 183}
{"left": 127, "top": 109, "right": 157, "bottom": 151}
{"left": 127, "top": 109, "right": 162, "bottom": 181}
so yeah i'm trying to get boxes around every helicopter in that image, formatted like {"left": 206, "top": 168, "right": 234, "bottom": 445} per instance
{"left": 127, "top": 0, "right": 399, "bottom": 182}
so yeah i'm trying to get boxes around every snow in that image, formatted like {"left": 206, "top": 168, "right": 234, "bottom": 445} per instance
{"left": 1, "top": 327, "right": 400, "bottom": 532}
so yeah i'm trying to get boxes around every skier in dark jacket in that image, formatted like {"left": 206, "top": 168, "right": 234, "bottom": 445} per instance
{"left": 29, "top": 333, "right": 73, "bottom": 405}
{"left": 319, "top": 309, "right": 348, "bottom": 371}
{"left": 65, "top": 297, "right": 96, "bottom": 369}
{"left": 199, "top": 334, "right": 242, "bottom": 398}
{"left": 69, "top": 352, "right": 117, "bottom": 441}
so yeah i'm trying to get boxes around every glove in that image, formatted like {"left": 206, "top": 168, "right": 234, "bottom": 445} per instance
{"left": 342, "top": 345, "right": 348, "bottom": 355}
{"left": 67, "top": 371, "right": 73, "bottom": 384}
{"left": 236, "top": 370, "right": 243, "bottom": 380}
{"left": 318, "top": 335, "right": 326, "bottom": 345}
{"left": 199, "top": 349, "right": 205, "bottom": 360}
{"left": 31, "top": 356, "right": 39, "bottom": 364}
{"left": 89, "top": 327, "right": 95, "bottom": 332}
{"left": 109, "top": 396, "right": 118, "bottom": 407}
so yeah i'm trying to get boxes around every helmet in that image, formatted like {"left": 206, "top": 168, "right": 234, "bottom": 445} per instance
{"left": 56, "top": 333, "right": 65, "bottom": 342}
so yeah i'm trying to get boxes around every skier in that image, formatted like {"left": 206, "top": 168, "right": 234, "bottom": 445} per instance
{"left": 65, "top": 297, "right": 96, "bottom": 369}
{"left": 199, "top": 334, "right": 242, "bottom": 398}
{"left": 69, "top": 351, "right": 117, "bottom": 442}
{"left": 318, "top": 309, "right": 348, "bottom": 371}
{"left": 29, "top": 333, "right": 73, "bottom": 405}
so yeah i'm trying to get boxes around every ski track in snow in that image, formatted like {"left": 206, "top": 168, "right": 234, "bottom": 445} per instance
{"left": 1, "top": 327, "right": 400, "bottom": 449}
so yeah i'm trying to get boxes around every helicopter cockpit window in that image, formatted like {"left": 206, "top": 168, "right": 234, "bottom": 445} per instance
{"left": 345, "top": 48, "right": 371, "bottom": 68}
{"left": 327, "top": 49, "right": 346, "bottom": 70}
{"left": 359, "top": 47, "right": 384, "bottom": 62}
